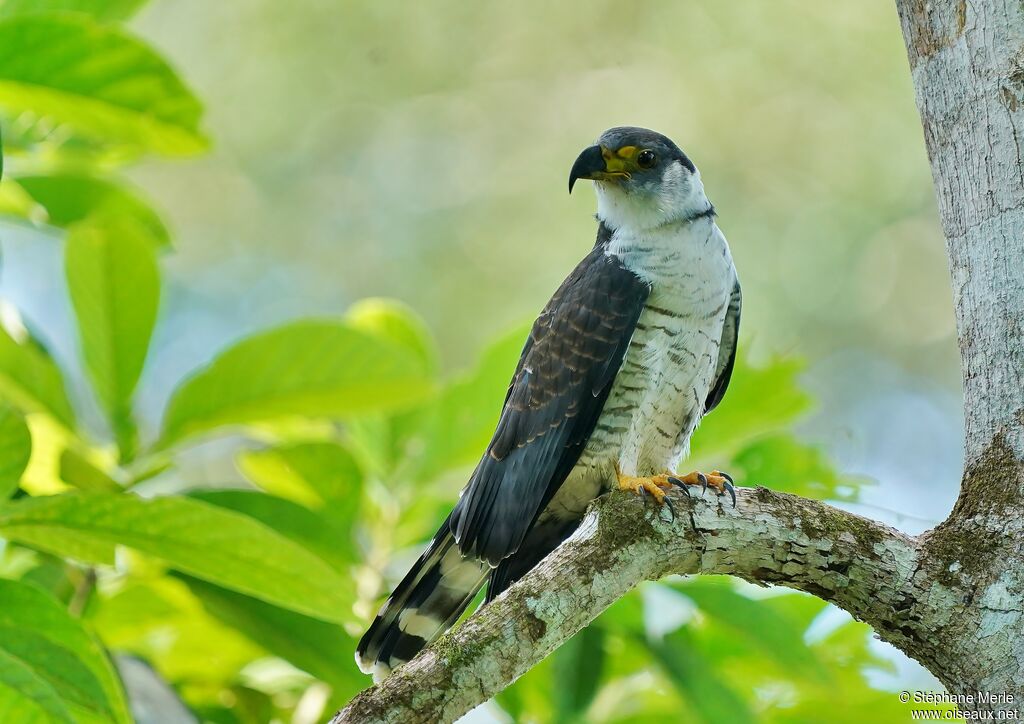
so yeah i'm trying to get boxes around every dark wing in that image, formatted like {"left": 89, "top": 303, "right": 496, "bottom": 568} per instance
{"left": 704, "top": 278, "right": 741, "bottom": 413}
{"left": 451, "top": 236, "right": 650, "bottom": 566}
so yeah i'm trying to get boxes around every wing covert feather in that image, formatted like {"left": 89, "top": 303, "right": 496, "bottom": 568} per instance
{"left": 451, "top": 236, "right": 650, "bottom": 565}
{"left": 704, "top": 279, "right": 741, "bottom": 413}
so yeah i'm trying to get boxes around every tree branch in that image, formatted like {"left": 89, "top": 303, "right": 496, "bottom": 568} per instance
{"left": 334, "top": 487, "right": 924, "bottom": 724}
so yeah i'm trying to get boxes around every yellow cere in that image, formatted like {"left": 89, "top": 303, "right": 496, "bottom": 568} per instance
{"left": 599, "top": 145, "right": 633, "bottom": 175}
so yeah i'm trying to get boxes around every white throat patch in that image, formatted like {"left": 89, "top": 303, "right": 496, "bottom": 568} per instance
{"left": 595, "top": 161, "right": 712, "bottom": 233}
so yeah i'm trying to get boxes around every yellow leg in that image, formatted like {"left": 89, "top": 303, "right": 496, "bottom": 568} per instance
{"left": 615, "top": 465, "right": 679, "bottom": 505}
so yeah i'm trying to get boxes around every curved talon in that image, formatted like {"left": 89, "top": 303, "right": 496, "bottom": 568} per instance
{"left": 616, "top": 470, "right": 731, "bottom": 510}
{"left": 671, "top": 469, "right": 737, "bottom": 507}
{"left": 723, "top": 479, "right": 737, "bottom": 507}
{"left": 707, "top": 470, "right": 737, "bottom": 507}
{"left": 667, "top": 477, "right": 691, "bottom": 497}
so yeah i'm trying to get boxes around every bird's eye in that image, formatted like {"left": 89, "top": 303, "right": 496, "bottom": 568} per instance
{"left": 637, "top": 149, "right": 657, "bottom": 168}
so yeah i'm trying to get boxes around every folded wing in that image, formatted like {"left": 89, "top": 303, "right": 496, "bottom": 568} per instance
{"left": 451, "top": 235, "right": 650, "bottom": 566}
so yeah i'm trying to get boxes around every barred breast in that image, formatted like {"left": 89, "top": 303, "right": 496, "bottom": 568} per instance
{"left": 534, "top": 219, "right": 735, "bottom": 522}
{"left": 584, "top": 218, "right": 735, "bottom": 479}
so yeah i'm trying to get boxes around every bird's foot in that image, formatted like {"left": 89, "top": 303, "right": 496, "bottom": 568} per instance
{"left": 671, "top": 469, "right": 737, "bottom": 507}
{"left": 615, "top": 466, "right": 692, "bottom": 508}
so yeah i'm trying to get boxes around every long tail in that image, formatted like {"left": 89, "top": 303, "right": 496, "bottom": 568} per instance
{"left": 355, "top": 514, "right": 490, "bottom": 681}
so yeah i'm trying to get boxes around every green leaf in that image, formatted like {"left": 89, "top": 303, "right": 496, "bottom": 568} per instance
{"left": 59, "top": 449, "right": 120, "bottom": 492}
{"left": 639, "top": 626, "right": 753, "bottom": 723}
{"left": 0, "top": 648, "right": 71, "bottom": 724}
{"left": 15, "top": 174, "right": 169, "bottom": 245}
{"left": 691, "top": 354, "right": 811, "bottom": 460}
{"left": 65, "top": 218, "right": 159, "bottom": 454}
{"left": 812, "top": 616, "right": 898, "bottom": 676}
{"left": 0, "top": 0, "right": 147, "bottom": 21}
{"left": 157, "top": 320, "right": 434, "bottom": 449}
{"left": 0, "top": 402, "right": 30, "bottom": 499}
{"left": 188, "top": 489, "right": 356, "bottom": 573}
{"left": 179, "top": 576, "right": 364, "bottom": 700}
{"left": 0, "top": 325, "right": 76, "bottom": 429}
{"left": 236, "top": 441, "right": 362, "bottom": 512}
{"left": 88, "top": 579, "right": 263, "bottom": 685}
{"left": 0, "top": 492, "right": 352, "bottom": 622}
{"left": 0, "top": 178, "right": 40, "bottom": 218}
{"left": 668, "top": 578, "right": 827, "bottom": 682}
{"left": 0, "top": 578, "right": 130, "bottom": 723}
{"left": 345, "top": 298, "right": 437, "bottom": 375}
{"left": 731, "top": 434, "right": 868, "bottom": 502}
{"left": 550, "top": 625, "right": 605, "bottom": 722}
{"left": 0, "top": 15, "right": 206, "bottom": 156}
{"left": 400, "top": 322, "right": 529, "bottom": 482}
{"left": 596, "top": 588, "right": 646, "bottom": 637}
{"left": 8, "top": 550, "right": 75, "bottom": 603}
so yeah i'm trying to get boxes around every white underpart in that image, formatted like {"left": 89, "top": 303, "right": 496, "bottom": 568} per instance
{"left": 544, "top": 159, "right": 737, "bottom": 520}
{"left": 594, "top": 161, "right": 711, "bottom": 232}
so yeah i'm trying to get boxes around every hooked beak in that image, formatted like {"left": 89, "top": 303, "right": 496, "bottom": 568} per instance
{"left": 568, "top": 145, "right": 631, "bottom": 193}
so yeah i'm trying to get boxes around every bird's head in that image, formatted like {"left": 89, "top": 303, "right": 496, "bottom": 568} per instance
{"left": 568, "top": 127, "right": 711, "bottom": 231}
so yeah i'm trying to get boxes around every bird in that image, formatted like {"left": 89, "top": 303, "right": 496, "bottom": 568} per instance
{"left": 356, "top": 127, "right": 741, "bottom": 681}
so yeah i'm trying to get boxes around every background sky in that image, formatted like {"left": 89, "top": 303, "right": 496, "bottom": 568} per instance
{"left": 0, "top": 0, "right": 963, "bottom": 703}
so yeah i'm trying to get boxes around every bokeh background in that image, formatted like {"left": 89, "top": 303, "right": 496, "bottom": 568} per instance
{"left": 0, "top": 1, "right": 965, "bottom": 721}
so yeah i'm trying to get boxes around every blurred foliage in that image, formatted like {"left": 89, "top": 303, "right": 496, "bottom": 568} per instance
{"left": 0, "top": 1, "right": 955, "bottom": 723}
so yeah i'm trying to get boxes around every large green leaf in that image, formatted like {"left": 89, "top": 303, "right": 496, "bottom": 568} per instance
{"left": 0, "top": 0, "right": 147, "bottom": 21}
{"left": 0, "top": 402, "right": 30, "bottom": 499}
{"left": 179, "top": 576, "right": 364, "bottom": 700}
{"left": 0, "top": 326, "right": 75, "bottom": 429}
{"left": 58, "top": 449, "right": 120, "bottom": 493}
{"left": 731, "top": 434, "right": 866, "bottom": 502}
{"left": 15, "top": 174, "right": 169, "bottom": 245}
{"left": 690, "top": 353, "right": 812, "bottom": 460}
{"left": 0, "top": 578, "right": 130, "bottom": 724}
{"left": 88, "top": 579, "right": 264, "bottom": 686}
{"left": 0, "top": 15, "right": 206, "bottom": 156}
{"left": 188, "top": 489, "right": 356, "bottom": 574}
{"left": 0, "top": 493, "right": 352, "bottom": 622}
{"left": 65, "top": 218, "right": 159, "bottom": 453}
{"left": 639, "top": 626, "right": 753, "bottom": 723}
{"left": 236, "top": 440, "right": 362, "bottom": 512}
{"left": 345, "top": 298, "right": 437, "bottom": 375}
{"left": 157, "top": 320, "right": 434, "bottom": 449}
{"left": 0, "top": 179, "right": 37, "bottom": 218}
{"left": 668, "top": 578, "right": 827, "bottom": 682}
{"left": 550, "top": 625, "right": 605, "bottom": 723}
{"left": 0, "top": 648, "right": 70, "bottom": 724}
{"left": 398, "top": 323, "right": 529, "bottom": 481}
